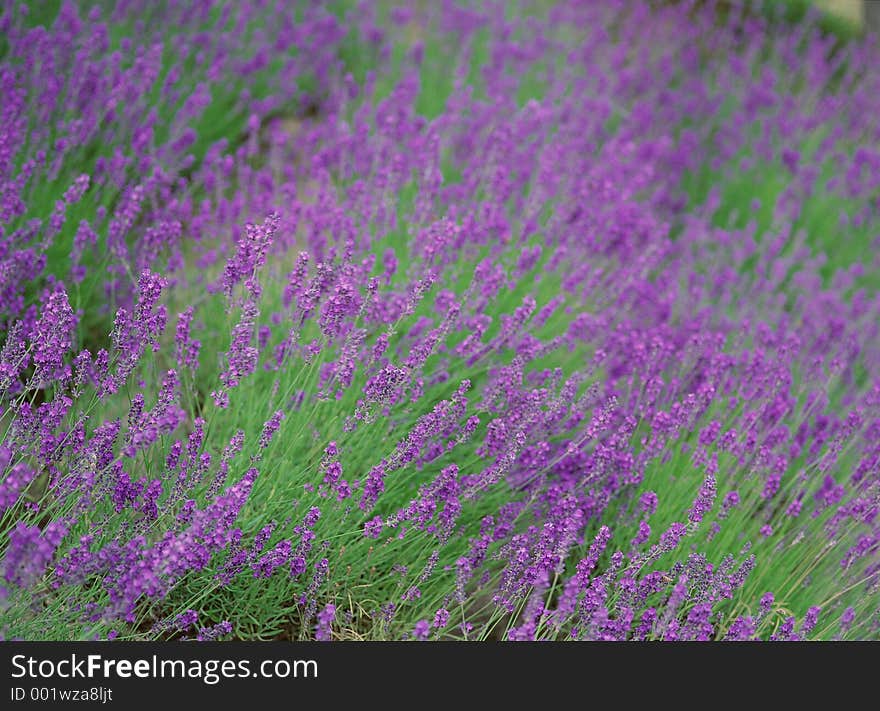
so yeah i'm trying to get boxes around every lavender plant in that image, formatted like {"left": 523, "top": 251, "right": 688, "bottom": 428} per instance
{"left": 1, "top": 0, "right": 879, "bottom": 641}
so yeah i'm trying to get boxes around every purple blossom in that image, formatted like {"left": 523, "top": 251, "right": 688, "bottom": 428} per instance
{"left": 412, "top": 620, "right": 430, "bottom": 641}
{"left": 315, "top": 603, "right": 336, "bottom": 642}
{"left": 687, "top": 475, "right": 717, "bottom": 524}
{"left": 197, "top": 621, "right": 233, "bottom": 641}
{"left": 31, "top": 289, "right": 75, "bottom": 384}
{"left": 660, "top": 523, "right": 688, "bottom": 552}
{"left": 259, "top": 411, "right": 285, "bottom": 450}
{"left": 364, "top": 516, "right": 383, "bottom": 539}
{"left": 3, "top": 522, "right": 67, "bottom": 589}
{"left": 174, "top": 609, "right": 199, "bottom": 631}
{"left": 175, "top": 307, "right": 201, "bottom": 372}
{"left": 638, "top": 491, "right": 659, "bottom": 516}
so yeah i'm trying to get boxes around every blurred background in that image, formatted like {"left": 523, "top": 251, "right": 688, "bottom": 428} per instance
{"left": 815, "top": 0, "right": 880, "bottom": 33}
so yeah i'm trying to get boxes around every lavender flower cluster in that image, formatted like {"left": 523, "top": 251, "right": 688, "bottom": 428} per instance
{"left": 1, "top": 0, "right": 879, "bottom": 641}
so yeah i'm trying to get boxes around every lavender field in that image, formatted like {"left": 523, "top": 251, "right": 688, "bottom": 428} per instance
{"left": 1, "top": 0, "right": 879, "bottom": 641}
